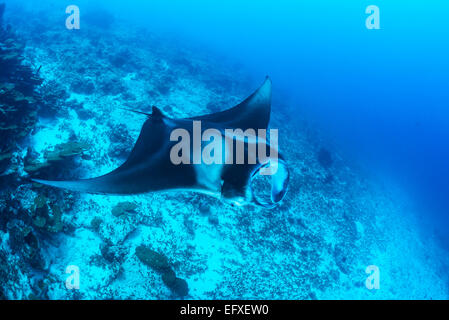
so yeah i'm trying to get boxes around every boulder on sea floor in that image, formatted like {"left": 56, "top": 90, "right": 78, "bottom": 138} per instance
{"left": 317, "top": 148, "right": 333, "bottom": 169}
{"left": 162, "top": 269, "right": 189, "bottom": 297}
{"left": 111, "top": 202, "right": 138, "bottom": 218}
{"left": 135, "top": 245, "right": 189, "bottom": 297}
{"left": 135, "top": 245, "right": 171, "bottom": 273}
{"left": 90, "top": 217, "right": 103, "bottom": 232}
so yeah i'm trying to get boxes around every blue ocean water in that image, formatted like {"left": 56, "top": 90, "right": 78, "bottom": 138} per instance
{"left": 137, "top": 0, "right": 449, "bottom": 234}
{"left": 91, "top": 0, "right": 449, "bottom": 235}
{"left": 0, "top": 0, "right": 448, "bottom": 300}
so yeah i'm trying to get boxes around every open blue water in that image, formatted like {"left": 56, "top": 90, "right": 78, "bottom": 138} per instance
{"left": 0, "top": 0, "right": 448, "bottom": 299}
{"left": 81, "top": 0, "right": 449, "bottom": 238}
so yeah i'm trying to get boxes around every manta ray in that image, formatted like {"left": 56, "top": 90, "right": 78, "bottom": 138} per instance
{"left": 33, "top": 77, "right": 290, "bottom": 208}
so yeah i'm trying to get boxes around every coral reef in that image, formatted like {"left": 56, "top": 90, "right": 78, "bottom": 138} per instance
{"left": 0, "top": 6, "right": 80, "bottom": 299}
{"left": 0, "top": 15, "right": 42, "bottom": 173}
{"left": 31, "top": 194, "right": 64, "bottom": 234}
{"left": 7, "top": 220, "right": 46, "bottom": 270}
{"left": 0, "top": 3, "right": 447, "bottom": 301}
{"left": 108, "top": 124, "right": 133, "bottom": 159}
{"left": 24, "top": 141, "right": 91, "bottom": 178}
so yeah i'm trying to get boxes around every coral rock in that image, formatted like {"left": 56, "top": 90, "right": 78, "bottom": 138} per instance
{"left": 135, "top": 245, "right": 172, "bottom": 273}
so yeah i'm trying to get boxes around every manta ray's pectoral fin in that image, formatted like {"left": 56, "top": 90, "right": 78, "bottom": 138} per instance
{"left": 190, "top": 77, "right": 272, "bottom": 130}
{"left": 149, "top": 106, "right": 165, "bottom": 119}
{"left": 31, "top": 105, "right": 192, "bottom": 195}
{"left": 31, "top": 177, "right": 113, "bottom": 194}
